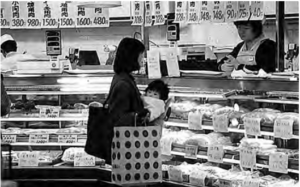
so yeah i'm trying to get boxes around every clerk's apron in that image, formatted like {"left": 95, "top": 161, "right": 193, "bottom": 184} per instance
{"left": 236, "top": 35, "right": 268, "bottom": 67}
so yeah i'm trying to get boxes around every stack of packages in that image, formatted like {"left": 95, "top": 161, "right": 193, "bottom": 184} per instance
{"left": 239, "top": 138, "right": 277, "bottom": 155}
{"left": 183, "top": 132, "right": 232, "bottom": 147}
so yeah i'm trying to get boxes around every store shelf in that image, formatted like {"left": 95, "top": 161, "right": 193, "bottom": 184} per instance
{"left": 7, "top": 91, "right": 109, "bottom": 95}
{"left": 1, "top": 117, "right": 88, "bottom": 122}
{"left": 165, "top": 121, "right": 299, "bottom": 139}
{"left": 254, "top": 98, "right": 299, "bottom": 105}
{"left": 170, "top": 151, "right": 299, "bottom": 174}
{"left": 7, "top": 142, "right": 85, "bottom": 147}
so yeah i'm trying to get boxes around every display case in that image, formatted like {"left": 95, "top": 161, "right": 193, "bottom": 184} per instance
{"left": 1, "top": 73, "right": 299, "bottom": 187}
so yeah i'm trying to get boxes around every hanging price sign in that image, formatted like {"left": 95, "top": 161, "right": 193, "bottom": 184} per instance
{"left": 207, "top": 145, "right": 224, "bottom": 163}
{"left": 41, "top": 1, "right": 59, "bottom": 28}
{"left": 58, "top": 134, "right": 78, "bottom": 143}
{"left": 188, "top": 110, "right": 203, "bottom": 130}
{"left": 166, "top": 48, "right": 180, "bottom": 77}
{"left": 147, "top": 50, "right": 162, "bottom": 79}
{"left": 132, "top": 1, "right": 144, "bottom": 26}
{"left": 93, "top": 8, "right": 109, "bottom": 27}
{"left": 250, "top": 1, "right": 264, "bottom": 20}
{"left": 153, "top": 1, "right": 165, "bottom": 25}
{"left": 19, "top": 151, "right": 39, "bottom": 167}
{"left": 10, "top": 1, "right": 27, "bottom": 29}
{"left": 174, "top": 1, "right": 187, "bottom": 23}
{"left": 244, "top": 117, "right": 261, "bottom": 136}
{"left": 76, "top": 6, "right": 93, "bottom": 28}
{"left": 274, "top": 118, "right": 294, "bottom": 139}
{"left": 199, "top": 1, "right": 212, "bottom": 23}
{"left": 225, "top": 1, "right": 238, "bottom": 22}
{"left": 190, "top": 170, "right": 206, "bottom": 186}
{"left": 237, "top": 1, "right": 250, "bottom": 21}
{"left": 240, "top": 147, "right": 256, "bottom": 169}
{"left": 2, "top": 134, "right": 17, "bottom": 144}
{"left": 184, "top": 145, "right": 198, "bottom": 159}
{"left": 269, "top": 152, "right": 288, "bottom": 174}
{"left": 219, "top": 179, "right": 232, "bottom": 187}
{"left": 29, "top": 134, "right": 49, "bottom": 144}
{"left": 187, "top": 1, "right": 200, "bottom": 24}
{"left": 40, "top": 108, "right": 60, "bottom": 118}
{"left": 213, "top": 114, "right": 229, "bottom": 132}
{"left": 144, "top": 1, "right": 152, "bottom": 27}
{"left": 25, "top": 1, "right": 43, "bottom": 29}
{"left": 243, "top": 178, "right": 260, "bottom": 187}
{"left": 74, "top": 152, "right": 95, "bottom": 167}
{"left": 1, "top": 1, "right": 11, "bottom": 28}
{"left": 212, "top": 1, "right": 225, "bottom": 23}
{"left": 58, "top": 1, "right": 75, "bottom": 28}
{"left": 168, "top": 167, "right": 183, "bottom": 182}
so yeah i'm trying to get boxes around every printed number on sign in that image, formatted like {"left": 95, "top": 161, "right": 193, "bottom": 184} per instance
{"left": 94, "top": 17, "right": 107, "bottom": 25}
{"left": 12, "top": 19, "right": 25, "bottom": 27}
{"left": 1, "top": 19, "right": 9, "bottom": 27}
{"left": 189, "top": 13, "right": 198, "bottom": 22}
{"left": 60, "top": 18, "right": 74, "bottom": 26}
{"left": 43, "top": 19, "right": 57, "bottom": 26}
{"left": 155, "top": 15, "right": 164, "bottom": 23}
{"left": 239, "top": 8, "right": 247, "bottom": 18}
{"left": 213, "top": 10, "right": 223, "bottom": 20}
{"left": 28, "top": 19, "right": 41, "bottom": 27}
{"left": 77, "top": 18, "right": 91, "bottom": 26}
{"left": 252, "top": 7, "right": 262, "bottom": 17}
{"left": 201, "top": 12, "right": 211, "bottom": 21}
{"left": 227, "top": 9, "right": 236, "bottom": 19}
{"left": 133, "top": 16, "right": 143, "bottom": 24}
{"left": 176, "top": 13, "right": 185, "bottom": 22}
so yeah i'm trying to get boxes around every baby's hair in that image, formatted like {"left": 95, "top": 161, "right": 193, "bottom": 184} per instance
{"left": 145, "top": 80, "right": 169, "bottom": 101}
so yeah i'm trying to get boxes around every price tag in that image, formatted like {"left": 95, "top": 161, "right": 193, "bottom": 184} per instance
{"left": 144, "top": 1, "right": 152, "bottom": 27}
{"left": 269, "top": 152, "right": 288, "bottom": 174}
{"left": 40, "top": 108, "right": 60, "bottom": 118}
{"left": 240, "top": 147, "right": 256, "bottom": 169}
{"left": 147, "top": 50, "right": 161, "bottom": 79}
{"left": 212, "top": 1, "right": 225, "bottom": 23}
{"left": 168, "top": 167, "right": 183, "bottom": 182}
{"left": 10, "top": 1, "right": 27, "bottom": 29}
{"left": 184, "top": 145, "right": 198, "bottom": 159}
{"left": 213, "top": 114, "right": 229, "bottom": 132}
{"left": 58, "top": 134, "right": 78, "bottom": 143}
{"left": 25, "top": 1, "right": 43, "bottom": 29}
{"left": 74, "top": 152, "right": 95, "bottom": 167}
{"left": 237, "top": 1, "right": 250, "bottom": 21}
{"left": 42, "top": 1, "right": 59, "bottom": 28}
{"left": 93, "top": 8, "right": 109, "bottom": 28}
{"left": 274, "top": 118, "right": 294, "bottom": 139}
{"left": 82, "top": 109, "right": 89, "bottom": 117}
{"left": 243, "top": 178, "right": 260, "bottom": 187}
{"left": 189, "top": 170, "right": 206, "bottom": 186}
{"left": 166, "top": 48, "right": 180, "bottom": 77}
{"left": 153, "top": 1, "right": 165, "bottom": 25}
{"left": 76, "top": 6, "right": 93, "bottom": 28}
{"left": 174, "top": 1, "right": 187, "bottom": 23}
{"left": 225, "top": 1, "right": 238, "bottom": 22}
{"left": 161, "top": 138, "right": 172, "bottom": 156}
{"left": 250, "top": 1, "right": 264, "bottom": 20}
{"left": 2, "top": 134, "right": 17, "bottom": 144}
{"left": 219, "top": 179, "right": 232, "bottom": 187}
{"left": 18, "top": 151, "right": 39, "bottom": 167}
{"left": 244, "top": 117, "right": 261, "bottom": 136}
{"left": 29, "top": 134, "right": 49, "bottom": 144}
{"left": 132, "top": 1, "right": 144, "bottom": 26}
{"left": 58, "top": 1, "right": 75, "bottom": 28}
{"left": 187, "top": 1, "right": 200, "bottom": 24}
{"left": 1, "top": 1, "right": 11, "bottom": 28}
{"left": 199, "top": 1, "right": 212, "bottom": 23}
{"left": 207, "top": 145, "right": 224, "bottom": 163}
{"left": 188, "top": 110, "right": 203, "bottom": 130}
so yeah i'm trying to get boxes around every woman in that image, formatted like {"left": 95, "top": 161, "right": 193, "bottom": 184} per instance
{"left": 218, "top": 20, "right": 276, "bottom": 73}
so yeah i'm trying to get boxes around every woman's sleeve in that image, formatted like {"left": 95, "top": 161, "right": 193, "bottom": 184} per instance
{"left": 218, "top": 42, "right": 244, "bottom": 71}
{"left": 237, "top": 40, "right": 276, "bottom": 73}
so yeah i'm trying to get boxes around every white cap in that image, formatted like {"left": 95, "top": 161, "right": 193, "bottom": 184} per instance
{"left": 1, "top": 34, "right": 15, "bottom": 46}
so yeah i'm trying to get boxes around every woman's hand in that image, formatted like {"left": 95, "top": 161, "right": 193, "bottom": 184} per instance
{"left": 221, "top": 55, "right": 240, "bottom": 71}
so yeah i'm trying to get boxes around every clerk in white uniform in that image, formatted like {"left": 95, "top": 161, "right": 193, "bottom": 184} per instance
{"left": 218, "top": 20, "right": 276, "bottom": 73}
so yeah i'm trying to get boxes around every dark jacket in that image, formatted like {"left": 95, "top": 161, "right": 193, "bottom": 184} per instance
{"left": 107, "top": 72, "right": 144, "bottom": 127}
{"left": 1, "top": 74, "right": 11, "bottom": 116}
{"left": 218, "top": 39, "right": 276, "bottom": 73}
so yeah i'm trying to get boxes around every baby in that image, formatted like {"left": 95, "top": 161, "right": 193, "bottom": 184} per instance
{"left": 142, "top": 80, "right": 170, "bottom": 122}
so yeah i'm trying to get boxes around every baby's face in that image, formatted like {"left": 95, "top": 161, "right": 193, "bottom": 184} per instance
{"left": 146, "top": 90, "right": 160, "bottom": 100}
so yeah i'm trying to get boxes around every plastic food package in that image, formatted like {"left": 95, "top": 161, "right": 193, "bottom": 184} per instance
{"left": 241, "top": 112, "right": 279, "bottom": 125}
{"left": 56, "top": 127, "right": 87, "bottom": 134}
{"left": 170, "top": 100, "right": 200, "bottom": 119}
{"left": 143, "top": 96, "right": 166, "bottom": 122}
{"left": 61, "top": 147, "right": 85, "bottom": 162}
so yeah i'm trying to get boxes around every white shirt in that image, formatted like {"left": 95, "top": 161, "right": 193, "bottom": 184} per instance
{"left": 142, "top": 96, "right": 165, "bottom": 122}
{"left": 1, "top": 52, "right": 35, "bottom": 72}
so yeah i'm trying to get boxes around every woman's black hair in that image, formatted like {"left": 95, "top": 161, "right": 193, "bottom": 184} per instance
{"left": 1, "top": 40, "right": 17, "bottom": 53}
{"left": 145, "top": 80, "right": 170, "bottom": 101}
{"left": 113, "top": 38, "right": 145, "bottom": 74}
{"left": 234, "top": 20, "right": 263, "bottom": 38}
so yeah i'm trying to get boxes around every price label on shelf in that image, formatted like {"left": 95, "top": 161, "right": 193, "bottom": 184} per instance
{"left": 147, "top": 50, "right": 161, "bottom": 79}
{"left": 243, "top": 178, "right": 260, "bottom": 187}
{"left": 274, "top": 118, "right": 294, "bottom": 139}
{"left": 244, "top": 117, "right": 261, "bottom": 136}
{"left": 2, "top": 134, "right": 17, "bottom": 144}
{"left": 219, "top": 178, "right": 232, "bottom": 187}
{"left": 42, "top": 1, "right": 59, "bottom": 28}
{"left": 82, "top": 109, "right": 89, "bottom": 117}
{"left": 40, "top": 108, "right": 60, "bottom": 118}
{"left": 132, "top": 1, "right": 144, "bottom": 26}
{"left": 189, "top": 170, "right": 206, "bottom": 186}
{"left": 188, "top": 110, "right": 203, "bottom": 130}
{"left": 144, "top": 1, "right": 152, "bottom": 27}
{"left": 240, "top": 147, "right": 256, "bottom": 169}
{"left": 29, "top": 134, "right": 49, "bottom": 144}
{"left": 168, "top": 167, "right": 183, "bottom": 182}
{"left": 237, "top": 1, "right": 250, "bottom": 21}
{"left": 58, "top": 1, "right": 76, "bottom": 28}
{"left": 213, "top": 114, "right": 229, "bottom": 132}
{"left": 161, "top": 138, "right": 172, "bottom": 156}
{"left": 184, "top": 145, "right": 198, "bottom": 159}
{"left": 250, "top": 1, "right": 264, "bottom": 20}
{"left": 166, "top": 48, "right": 180, "bottom": 77}
{"left": 18, "top": 151, "right": 39, "bottom": 167}
{"left": 187, "top": 1, "right": 200, "bottom": 24}
{"left": 58, "top": 134, "right": 78, "bottom": 144}
{"left": 153, "top": 1, "right": 165, "bottom": 25}
{"left": 212, "top": 1, "right": 225, "bottom": 23}
{"left": 74, "top": 152, "right": 95, "bottom": 167}
{"left": 225, "top": 1, "right": 238, "bottom": 22}
{"left": 199, "top": 1, "right": 212, "bottom": 23}
{"left": 269, "top": 152, "right": 288, "bottom": 174}
{"left": 174, "top": 1, "right": 187, "bottom": 23}
{"left": 1, "top": 1, "right": 11, "bottom": 28}
{"left": 207, "top": 145, "right": 224, "bottom": 163}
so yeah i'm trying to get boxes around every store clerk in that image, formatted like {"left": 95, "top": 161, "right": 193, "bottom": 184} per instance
{"left": 218, "top": 20, "right": 276, "bottom": 73}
